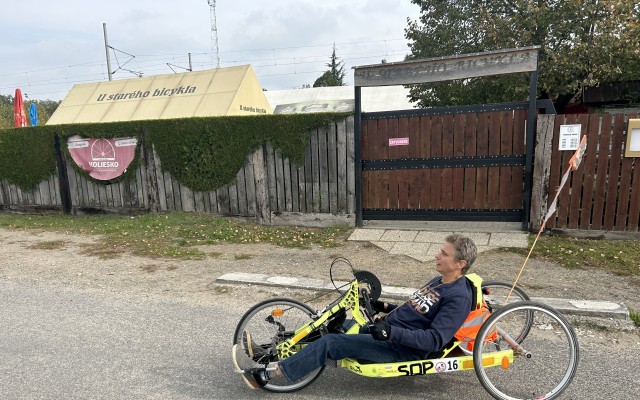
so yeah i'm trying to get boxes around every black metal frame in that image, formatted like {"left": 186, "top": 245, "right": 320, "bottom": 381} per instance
{"left": 362, "top": 208, "right": 523, "bottom": 222}
{"left": 362, "top": 100, "right": 554, "bottom": 120}
{"left": 354, "top": 48, "right": 544, "bottom": 229}
{"left": 362, "top": 155, "right": 526, "bottom": 171}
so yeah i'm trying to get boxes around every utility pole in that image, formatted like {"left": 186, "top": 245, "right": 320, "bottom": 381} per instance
{"left": 207, "top": 0, "right": 221, "bottom": 68}
{"left": 103, "top": 23, "right": 113, "bottom": 81}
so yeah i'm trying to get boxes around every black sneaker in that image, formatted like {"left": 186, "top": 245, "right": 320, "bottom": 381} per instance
{"left": 232, "top": 344, "right": 267, "bottom": 389}
{"left": 251, "top": 369, "right": 269, "bottom": 387}
{"left": 241, "top": 330, "right": 268, "bottom": 360}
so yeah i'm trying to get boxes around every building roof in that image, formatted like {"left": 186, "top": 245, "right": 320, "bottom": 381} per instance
{"left": 47, "top": 65, "right": 272, "bottom": 125}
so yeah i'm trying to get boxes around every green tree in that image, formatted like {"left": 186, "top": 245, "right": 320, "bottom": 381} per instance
{"left": 313, "top": 45, "right": 347, "bottom": 87}
{"left": 0, "top": 95, "right": 60, "bottom": 129}
{"left": 405, "top": 0, "right": 640, "bottom": 112}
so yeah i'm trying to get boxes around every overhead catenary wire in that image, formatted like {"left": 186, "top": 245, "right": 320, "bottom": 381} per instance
{"left": 1, "top": 38, "right": 410, "bottom": 100}
{"left": 108, "top": 46, "right": 143, "bottom": 78}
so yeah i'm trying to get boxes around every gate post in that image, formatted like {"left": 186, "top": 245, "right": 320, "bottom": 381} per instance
{"left": 354, "top": 86, "right": 363, "bottom": 227}
{"left": 523, "top": 70, "right": 539, "bottom": 230}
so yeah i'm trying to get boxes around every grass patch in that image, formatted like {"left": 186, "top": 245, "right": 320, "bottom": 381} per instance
{"left": 212, "top": 285, "right": 232, "bottom": 295}
{"left": 630, "top": 309, "right": 640, "bottom": 328}
{"left": 234, "top": 254, "right": 253, "bottom": 260}
{"left": 506, "top": 235, "right": 640, "bottom": 277}
{"left": 520, "top": 283, "right": 546, "bottom": 291}
{"left": 26, "top": 240, "right": 66, "bottom": 250}
{"left": 0, "top": 213, "right": 350, "bottom": 260}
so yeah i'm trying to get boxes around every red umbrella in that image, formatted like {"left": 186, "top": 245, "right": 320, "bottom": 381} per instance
{"left": 14, "top": 88, "right": 27, "bottom": 128}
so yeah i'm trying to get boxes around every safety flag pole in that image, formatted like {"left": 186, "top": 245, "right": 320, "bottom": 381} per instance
{"left": 505, "top": 135, "right": 588, "bottom": 303}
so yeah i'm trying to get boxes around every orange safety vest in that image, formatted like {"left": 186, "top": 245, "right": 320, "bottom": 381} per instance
{"left": 454, "top": 274, "right": 497, "bottom": 351}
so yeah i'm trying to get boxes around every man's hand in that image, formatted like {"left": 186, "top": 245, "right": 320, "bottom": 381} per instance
{"left": 371, "top": 300, "right": 386, "bottom": 314}
{"left": 369, "top": 319, "right": 391, "bottom": 341}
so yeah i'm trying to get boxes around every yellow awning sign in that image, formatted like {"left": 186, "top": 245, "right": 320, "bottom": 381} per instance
{"left": 47, "top": 65, "right": 272, "bottom": 125}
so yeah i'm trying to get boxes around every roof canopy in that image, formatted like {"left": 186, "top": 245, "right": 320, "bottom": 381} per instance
{"left": 264, "top": 86, "right": 415, "bottom": 114}
{"left": 47, "top": 65, "right": 272, "bottom": 125}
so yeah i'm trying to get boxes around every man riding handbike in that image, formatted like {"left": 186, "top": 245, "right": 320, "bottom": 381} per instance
{"left": 233, "top": 234, "right": 479, "bottom": 388}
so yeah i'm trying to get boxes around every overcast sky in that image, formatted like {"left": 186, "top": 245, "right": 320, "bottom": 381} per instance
{"left": 0, "top": 0, "right": 421, "bottom": 101}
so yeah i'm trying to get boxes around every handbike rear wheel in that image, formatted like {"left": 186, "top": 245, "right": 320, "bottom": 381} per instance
{"left": 233, "top": 298, "right": 326, "bottom": 392}
{"left": 473, "top": 301, "right": 579, "bottom": 400}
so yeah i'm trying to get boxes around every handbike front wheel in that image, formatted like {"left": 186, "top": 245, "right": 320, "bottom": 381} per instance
{"left": 233, "top": 298, "right": 326, "bottom": 393}
{"left": 473, "top": 301, "right": 579, "bottom": 400}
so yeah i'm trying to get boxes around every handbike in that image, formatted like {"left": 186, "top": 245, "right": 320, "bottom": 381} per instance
{"left": 232, "top": 259, "right": 579, "bottom": 400}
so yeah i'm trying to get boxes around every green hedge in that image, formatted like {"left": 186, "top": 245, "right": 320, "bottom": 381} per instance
{"left": 0, "top": 126, "right": 58, "bottom": 189}
{"left": 0, "top": 113, "right": 351, "bottom": 191}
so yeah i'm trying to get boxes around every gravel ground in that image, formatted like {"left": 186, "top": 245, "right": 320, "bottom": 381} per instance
{"left": 1, "top": 227, "right": 638, "bottom": 347}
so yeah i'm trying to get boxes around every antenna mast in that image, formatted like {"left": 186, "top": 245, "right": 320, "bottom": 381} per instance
{"left": 207, "top": 0, "right": 221, "bottom": 69}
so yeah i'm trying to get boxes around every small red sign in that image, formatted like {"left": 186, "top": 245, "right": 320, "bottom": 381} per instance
{"left": 67, "top": 136, "right": 137, "bottom": 180}
{"left": 389, "top": 137, "right": 409, "bottom": 146}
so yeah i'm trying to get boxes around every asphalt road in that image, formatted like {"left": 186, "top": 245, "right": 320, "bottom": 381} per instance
{"left": 1, "top": 279, "right": 638, "bottom": 400}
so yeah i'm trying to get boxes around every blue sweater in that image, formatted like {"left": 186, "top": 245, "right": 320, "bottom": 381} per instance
{"left": 385, "top": 276, "right": 472, "bottom": 357}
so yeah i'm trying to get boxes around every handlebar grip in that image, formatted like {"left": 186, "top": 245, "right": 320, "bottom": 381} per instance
{"left": 361, "top": 290, "right": 375, "bottom": 321}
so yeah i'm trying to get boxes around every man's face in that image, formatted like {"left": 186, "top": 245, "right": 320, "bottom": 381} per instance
{"left": 435, "top": 242, "right": 465, "bottom": 276}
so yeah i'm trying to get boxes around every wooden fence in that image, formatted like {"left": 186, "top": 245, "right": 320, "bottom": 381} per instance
{"left": 0, "top": 116, "right": 356, "bottom": 226}
{"left": 3, "top": 112, "right": 640, "bottom": 232}
{"left": 531, "top": 113, "right": 640, "bottom": 232}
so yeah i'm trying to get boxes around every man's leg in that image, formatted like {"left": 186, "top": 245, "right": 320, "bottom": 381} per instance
{"left": 278, "top": 333, "right": 403, "bottom": 383}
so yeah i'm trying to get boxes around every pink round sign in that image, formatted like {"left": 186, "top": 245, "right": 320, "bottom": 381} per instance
{"left": 67, "top": 136, "right": 137, "bottom": 180}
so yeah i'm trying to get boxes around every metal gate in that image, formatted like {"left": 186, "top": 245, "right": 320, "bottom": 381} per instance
{"left": 353, "top": 47, "right": 544, "bottom": 228}
{"left": 359, "top": 102, "right": 542, "bottom": 223}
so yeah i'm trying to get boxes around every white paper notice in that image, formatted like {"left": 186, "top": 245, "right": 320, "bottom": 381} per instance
{"left": 558, "top": 124, "right": 581, "bottom": 151}
{"left": 630, "top": 128, "right": 640, "bottom": 151}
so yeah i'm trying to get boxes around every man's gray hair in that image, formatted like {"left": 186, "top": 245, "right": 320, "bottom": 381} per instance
{"left": 445, "top": 234, "right": 477, "bottom": 274}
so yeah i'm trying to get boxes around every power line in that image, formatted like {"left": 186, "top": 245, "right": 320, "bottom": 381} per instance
{"left": 218, "top": 38, "right": 406, "bottom": 54}
{"left": 1, "top": 38, "right": 410, "bottom": 99}
{"left": 0, "top": 38, "right": 406, "bottom": 76}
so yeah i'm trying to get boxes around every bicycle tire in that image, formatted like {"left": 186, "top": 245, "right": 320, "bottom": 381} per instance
{"left": 233, "top": 298, "right": 326, "bottom": 393}
{"left": 482, "top": 281, "right": 532, "bottom": 343}
{"left": 473, "top": 301, "right": 580, "bottom": 400}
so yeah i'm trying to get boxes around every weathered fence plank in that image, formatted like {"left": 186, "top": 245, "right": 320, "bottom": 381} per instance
{"left": 530, "top": 114, "right": 555, "bottom": 230}
{"left": 236, "top": 165, "right": 248, "bottom": 216}
{"left": 603, "top": 114, "right": 625, "bottom": 230}
{"left": 337, "top": 118, "right": 347, "bottom": 212}
{"left": 265, "top": 143, "right": 277, "bottom": 212}
{"left": 244, "top": 154, "right": 257, "bottom": 215}
{"left": 327, "top": 122, "right": 338, "bottom": 213}
{"left": 252, "top": 146, "right": 270, "bottom": 224}
{"left": 216, "top": 186, "right": 230, "bottom": 214}
{"left": 310, "top": 129, "right": 321, "bottom": 212}
{"left": 346, "top": 115, "right": 355, "bottom": 214}
{"left": 318, "top": 127, "right": 329, "bottom": 212}
{"left": 152, "top": 147, "right": 167, "bottom": 211}
{"left": 274, "top": 148, "right": 286, "bottom": 211}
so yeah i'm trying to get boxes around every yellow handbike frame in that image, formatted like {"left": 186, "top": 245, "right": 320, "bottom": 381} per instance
{"left": 275, "top": 275, "right": 514, "bottom": 378}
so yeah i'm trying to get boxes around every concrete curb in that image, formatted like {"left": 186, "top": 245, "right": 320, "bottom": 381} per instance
{"left": 216, "top": 272, "right": 630, "bottom": 320}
